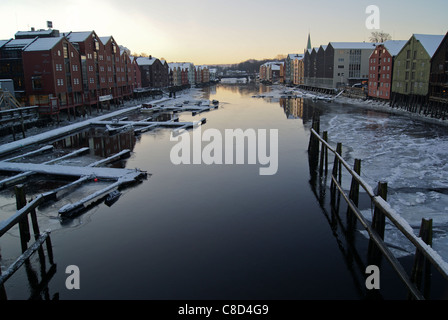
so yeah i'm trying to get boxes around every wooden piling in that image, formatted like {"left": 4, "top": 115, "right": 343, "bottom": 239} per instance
{"left": 15, "top": 185, "right": 30, "bottom": 253}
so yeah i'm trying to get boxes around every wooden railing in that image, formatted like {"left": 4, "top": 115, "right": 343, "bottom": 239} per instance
{"left": 308, "top": 118, "right": 448, "bottom": 300}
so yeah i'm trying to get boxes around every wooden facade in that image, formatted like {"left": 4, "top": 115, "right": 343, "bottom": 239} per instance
{"left": 368, "top": 41, "right": 407, "bottom": 100}
{"left": 391, "top": 34, "right": 445, "bottom": 115}
{"left": 429, "top": 33, "right": 448, "bottom": 104}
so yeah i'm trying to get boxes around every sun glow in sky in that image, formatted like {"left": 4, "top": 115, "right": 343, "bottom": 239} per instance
{"left": 1, "top": 0, "right": 448, "bottom": 65}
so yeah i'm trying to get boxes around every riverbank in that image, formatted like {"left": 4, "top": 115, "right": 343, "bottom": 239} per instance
{"left": 0, "top": 88, "right": 205, "bottom": 147}
{"left": 254, "top": 84, "right": 448, "bottom": 127}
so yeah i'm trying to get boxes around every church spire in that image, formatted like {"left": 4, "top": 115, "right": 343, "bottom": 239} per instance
{"left": 307, "top": 32, "right": 312, "bottom": 50}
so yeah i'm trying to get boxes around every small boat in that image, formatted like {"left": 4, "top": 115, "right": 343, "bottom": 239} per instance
{"left": 105, "top": 190, "right": 122, "bottom": 207}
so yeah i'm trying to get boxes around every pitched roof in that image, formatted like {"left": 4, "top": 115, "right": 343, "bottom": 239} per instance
{"left": 413, "top": 34, "right": 445, "bottom": 57}
{"left": 2, "top": 38, "right": 35, "bottom": 49}
{"left": 23, "top": 36, "right": 63, "bottom": 52}
{"left": 100, "top": 36, "right": 112, "bottom": 45}
{"left": 168, "top": 62, "right": 193, "bottom": 70}
{"left": 15, "top": 29, "right": 57, "bottom": 38}
{"left": 136, "top": 56, "right": 158, "bottom": 66}
{"left": 64, "top": 31, "right": 93, "bottom": 42}
{"left": 0, "top": 39, "right": 11, "bottom": 49}
{"left": 330, "top": 42, "right": 378, "bottom": 50}
{"left": 383, "top": 40, "right": 408, "bottom": 56}
{"left": 288, "top": 53, "right": 302, "bottom": 59}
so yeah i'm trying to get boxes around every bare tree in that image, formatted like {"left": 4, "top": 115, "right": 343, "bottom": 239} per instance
{"left": 370, "top": 31, "right": 392, "bottom": 43}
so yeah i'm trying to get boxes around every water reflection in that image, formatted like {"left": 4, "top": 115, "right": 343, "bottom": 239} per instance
{"left": 52, "top": 127, "right": 136, "bottom": 161}
{"left": 279, "top": 97, "right": 313, "bottom": 121}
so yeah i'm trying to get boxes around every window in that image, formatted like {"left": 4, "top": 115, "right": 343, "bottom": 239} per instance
{"left": 63, "top": 44, "right": 69, "bottom": 59}
{"left": 31, "top": 76, "right": 42, "bottom": 90}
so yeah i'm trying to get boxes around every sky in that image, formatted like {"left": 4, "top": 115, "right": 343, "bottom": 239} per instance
{"left": 1, "top": 0, "right": 448, "bottom": 65}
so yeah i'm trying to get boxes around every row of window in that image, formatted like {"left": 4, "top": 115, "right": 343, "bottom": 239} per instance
{"left": 55, "top": 64, "right": 79, "bottom": 72}
{"left": 369, "top": 89, "right": 390, "bottom": 97}
{"left": 370, "top": 65, "right": 391, "bottom": 71}
{"left": 89, "top": 76, "right": 131, "bottom": 84}
{"left": 397, "top": 60, "right": 425, "bottom": 69}
{"left": 370, "top": 73, "right": 390, "bottom": 79}
{"left": 395, "top": 81, "right": 425, "bottom": 90}
{"left": 85, "top": 52, "right": 125, "bottom": 63}
{"left": 369, "top": 81, "right": 390, "bottom": 88}
{"left": 370, "top": 57, "right": 392, "bottom": 64}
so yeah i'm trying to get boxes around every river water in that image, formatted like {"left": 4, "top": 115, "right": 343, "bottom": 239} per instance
{"left": 1, "top": 84, "right": 448, "bottom": 300}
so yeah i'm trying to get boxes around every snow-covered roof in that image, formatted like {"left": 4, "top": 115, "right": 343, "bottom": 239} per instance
{"left": 330, "top": 42, "right": 378, "bottom": 50}
{"left": 383, "top": 40, "right": 408, "bottom": 56}
{"left": 64, "top": 31, "right": 93, "bottom": 42}
{"left": 15, "top": 29, "right": 56, "bottom": 38}
{"left": 23, "top": 36, "right": 63, "bottom": 52}
{"left": 168, "top": 62, "right": 193, "bottom": 70}
{"left": 100, "top": 36, "right": 112, "bottom": 45}
{"left": 414, "top": 34, "right": 445, "bottom": 57}
{"left": 2, "top": 38, "right": 35, "bottom": 49}
{"left": 288, "top": 53, "right": 304, "bottom": 60}
{"left": 136, "top": 56, "right": 158, "bottom": 66}
{"left": 320, "top": 45, "right": 328, "bottom": 51}
{"left": 0, "top": 39, "right": 11, "bottom": 48}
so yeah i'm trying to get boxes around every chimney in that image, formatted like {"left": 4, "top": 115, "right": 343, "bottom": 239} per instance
{"left": 31, "top": 27, "right": 35, "bottom": 31}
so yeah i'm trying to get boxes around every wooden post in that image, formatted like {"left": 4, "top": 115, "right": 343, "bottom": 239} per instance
{"left": 331, "top": 143, "right": 342, "bottom": 187}
{"left": 367, "top": 182, "right": 388, "bottom": 264}
{"left": 323, "top": 132, "right": 328, "bottom": 175}
{"left": 347, "top": 159, "right": 361, "bottom": 233}
{"left": 372, "top": 182, "right": 388, "bottom": 239}
{"left": 348, "top": 159, "right": 362, "bottom": 207}
{"left": 15, "top": 185, "right": 30, "bottom": 253}
{"left": 410, "top": 218, "right": 433, "bottom": 297}
{"left": 319, "top": 131, "right": 328, "bottom": 176}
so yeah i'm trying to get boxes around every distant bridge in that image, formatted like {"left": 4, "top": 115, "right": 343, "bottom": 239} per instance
{"left": 218, "top": 74, "right": 255, "bottom": 81}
